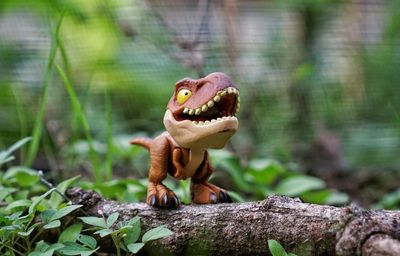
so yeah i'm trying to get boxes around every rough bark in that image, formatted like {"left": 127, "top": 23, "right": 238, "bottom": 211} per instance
{"left": 66, "top": 188, "right": 400, "bottom": 256}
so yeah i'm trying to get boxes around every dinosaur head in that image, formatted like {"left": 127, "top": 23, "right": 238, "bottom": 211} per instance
{"left": 163, "top": 72, "right": 239, "bottom": 149}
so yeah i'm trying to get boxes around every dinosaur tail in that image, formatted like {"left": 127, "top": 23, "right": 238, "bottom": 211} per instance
{"left": 130, "top": 137, "right": 153, "bottom": 150}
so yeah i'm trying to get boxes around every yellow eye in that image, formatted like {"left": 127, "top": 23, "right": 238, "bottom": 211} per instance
{"left": 177, "top": 89, "right": 192, "bottom": 104}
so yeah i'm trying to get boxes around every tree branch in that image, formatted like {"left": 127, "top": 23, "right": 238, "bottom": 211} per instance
{"left": 66, "top": 188, "right": 400, "bottom": 256}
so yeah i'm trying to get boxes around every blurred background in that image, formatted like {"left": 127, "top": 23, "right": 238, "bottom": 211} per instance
{"left": 0, "top": 0, "right": 399, "bottom": 208}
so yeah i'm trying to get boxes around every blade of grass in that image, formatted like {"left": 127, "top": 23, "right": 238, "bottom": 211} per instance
{"left": 58, "top": 34, "right": 92, "bottom": 175}
{"left": 55, "top": 16, "right": 71, "bottom": 81}
{"left": 55, "top": 64, "right": 102, "bottom": 183}
{"left": 25, "top": 15, "right": 64, "bottom": 166}
{"left": 104, "top": 89, "right": 113, "bottom": 180}
{"left": 11, "top": 86, "right": 28, "bottom": 163}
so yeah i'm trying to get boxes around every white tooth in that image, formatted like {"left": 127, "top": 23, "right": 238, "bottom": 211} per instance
{"left": 217, "top": 117, "right": 222, "bottom": 121}
{"left": 205, "top": 120, "right": 210, "bottom": 125}
{"left": 195, "top": 108, "right": 201, "bottom": 115}
{"left": 211, "top": 119, "right": 216, "bottom": 123}
{"left": 188, "top": 109, "right": 195, "bottom": 115}
{"left": 213, "top": 95, "right": 221, "bottom": 102}
{"left": 222, "top": 116, "right": 227, "bottom": 120}
{"left": 192, "top": 121, "right": 198, "bottom": 124}
{"left": 232, "top": 88, "right": 238, "bottom": 94}
{"left": 220, "top": 90, "right": 227, "bottom": 97}
{"left": 236, "top": 102, "right": 240, "bottom": 109}
{"left": 201, "top": 105, "right": 208, "bottom": 112}
{"left": 227, "top": 88, "right": 233, "bottom": 94}
{"left": 183, "top": 108, "right": 189, "bottom": 114}
{"left": 207, "top": 100, "right": 214, "bottom": 108}
{"left": 237, "top": 96, "right": 240, "bottom": 103}
{"left": 198, "top": 121, "right": 204, "bottom": 125}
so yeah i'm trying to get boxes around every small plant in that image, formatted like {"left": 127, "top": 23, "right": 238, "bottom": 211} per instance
{"left": 210, "top": 149, "right": 349, "bottom": 205}
{"left": 79, "top": 213, "right": 173, "bottom": 255}
{"left": 0, "top": 139, "right": 173, "bottom": 255}
{"left": 374, "top": 189, "right": 400, "bottom": 210}
{"left": 268, "top": 239, "right": 297, "bottom": 256}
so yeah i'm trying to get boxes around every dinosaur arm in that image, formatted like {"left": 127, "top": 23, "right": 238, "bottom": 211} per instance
{"left": 172, "top": 148, "right": 186, "bottom": 179}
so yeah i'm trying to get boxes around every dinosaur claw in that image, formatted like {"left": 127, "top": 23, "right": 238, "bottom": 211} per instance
{"left": 161, "top": 194, "right": 169, "bottom": 206}
{"left": 210, "top": 192, "right": 218, "bottom": 204}
{"left": 225, "top": 192, "right": 233, "bottom": 203}
{"left": 219, "top": 191, "right": 228, "bottom": 203}
{"left": 149, "top": 195, "right": 157, "bottom": 206}
{"left": 171, "top": 195, "right": 180, "bottom": 206}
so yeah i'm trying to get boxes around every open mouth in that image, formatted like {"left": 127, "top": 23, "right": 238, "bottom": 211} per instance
{"left": 174, "top": 87, "right": 240, "bottom": 125}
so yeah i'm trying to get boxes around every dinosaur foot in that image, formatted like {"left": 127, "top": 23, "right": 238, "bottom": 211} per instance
{"left": 147, "top": 182, "right": 179, "bottom": 208}
{"left": 191, "top": 182, "right": 233, "bottom": 204}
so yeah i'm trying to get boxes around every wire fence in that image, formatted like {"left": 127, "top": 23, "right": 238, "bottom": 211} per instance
{"left": 0, "top": 0, "right": 399, "bottom": 168}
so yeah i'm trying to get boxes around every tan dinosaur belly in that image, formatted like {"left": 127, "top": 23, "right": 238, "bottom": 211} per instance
{"left": 182, "top": 149, "right": 205, "bottom": 178}
{"left": 172, "top": 147, "right": 205, "bottom": 179}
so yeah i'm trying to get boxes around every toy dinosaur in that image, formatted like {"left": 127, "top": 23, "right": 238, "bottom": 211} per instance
{"left": 130, "top": 72, "right": 240, "bottom": 207}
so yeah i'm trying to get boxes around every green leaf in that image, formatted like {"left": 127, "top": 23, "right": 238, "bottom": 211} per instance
{"left": 127, "top": 242, "right": 145, "bottom": 253}
{"left": 247, "top": 158, "right": 284, "bottom": 184}
{"left": 123, "top": 217, "right": 141, "bottom": 244}
{"left": 142, "top": 225, "right": 173, "bottom": 243}
{"left": 18, "top": 223, "right": 40, "bottom": 237}
{"left": 374, "top": 189, "right": 400, "bottom": 209}
{"left": 29, "top": 240, "right": 49, "bottom": 255}
{"left": 126, "top": 216, "right": 141, "bottom": 226}
{"left": 78, "top": 234, "right": 97, "bottom": 250}
{"left": 58, "top": 241, "right": 98, "bottom": 256}
{"left": 325, "top": 191, "right": 349, "bottom": 206}
{"left": 29, "top": 241, "right": 64, "bottom": 256}
{"left": 5, "top": 199, "right": 31, "bottom": 211}
{"left": 300, "top": 190, "right": 331, "bottom": 204}
{"left": 7, "top": 211, "right": 23, "bottom": 220}
{"left": 94, "top": 228, "right": 113, "bottom": 237}
{"left": 3, "top": 167, "right": 39, "bottom": 186}
{"left": 275, "top": 176, "right": 325, "bottom": 196}
{"left": 41, "top": 209, "right": 57, "bottom": 224}
{"left": 0, "top": 155, "right": 14, "bottom": 166}
{"left": 106, "top": 212, "right": 119, "bottom": 227}
{"left": 1, "top": 224, "right": 23, "bottom": 233}
{"left": 50, "top": 205, "right": 82, "bottom": 221}
{"left": 43, "top": 220, "right": 61, "bottom": 229}
{"left": 79, "top": 216, "right": 107, "bottom": 228}
{"left": 28, "top": 188, "right": 56, "bottom": 215}
{"left": 0, "top": 137, "right": 31, "bottom": 166}
{"left": 0, "top": 187, "right": 16, "bottom": 201}
{"left": 268, "top": 239, "right": 288, "bottom": 256}
{"left": 58, "top": 223, "right": 82, "bottom": 243}
{"left": 49, "top": 175, "right": 80, "bottom": 208}
{"left": 6, "top": 137, "right": 31, "bottom": 156}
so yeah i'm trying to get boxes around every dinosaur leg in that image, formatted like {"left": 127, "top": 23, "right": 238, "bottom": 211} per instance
{"left": 147, "top": 136, "right": 179, "bottom": 207}
{"left": 190, "top": 152, "right": 232, "bottom": 204}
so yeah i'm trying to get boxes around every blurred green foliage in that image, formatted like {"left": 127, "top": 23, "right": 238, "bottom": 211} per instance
{"left": 0, "top": 0, "right": 399, "bottom": 168}
{"left": 0, "top": 0, "right": 399, "bottom": 210}
{"left": 0, "top": 139, "right": 173, "bottom": 256}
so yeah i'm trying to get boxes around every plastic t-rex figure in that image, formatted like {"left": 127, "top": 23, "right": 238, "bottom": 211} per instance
{"left": 130, "top": 72, "right": 240, "bottom": 207}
